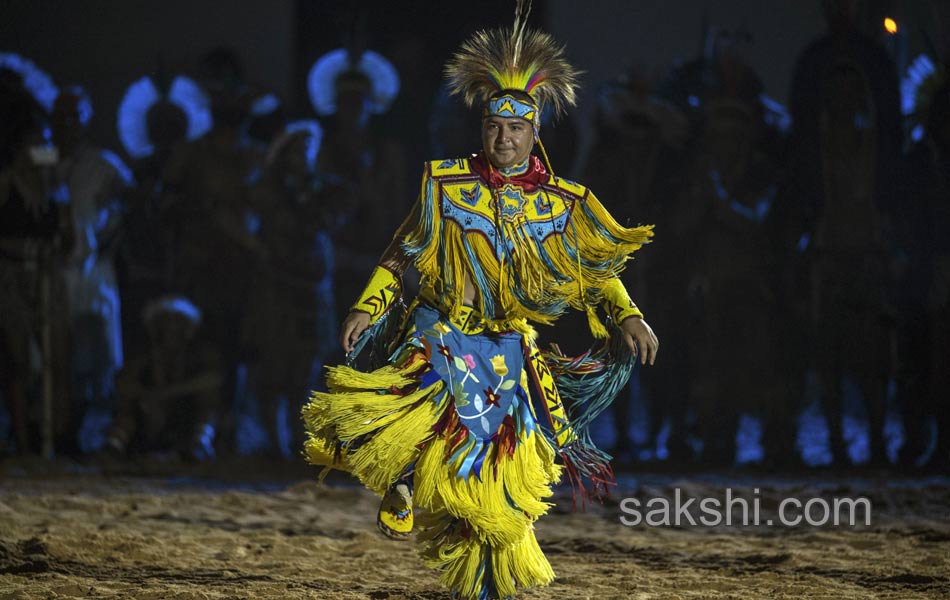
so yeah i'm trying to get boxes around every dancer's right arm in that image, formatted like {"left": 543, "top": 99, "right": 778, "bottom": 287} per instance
{"left": 340, "top": 202, "right": 420, "bottom": 353}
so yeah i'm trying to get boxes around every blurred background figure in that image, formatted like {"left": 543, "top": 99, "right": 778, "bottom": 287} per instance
{"left": 676, "top": 95, "right": 783, "bottom": 467}
{"left": 106, "top": 296, "right": 221, "bottom": 460}
{"left": 581, "top": 69, "right": 689, "bottom": 461}
{"left": 243, "top": 90, "right": 288, "bottom": 154}
{"left": 659, "top": 23, "right": 764, "bottom": 139}
{"left": 897, "top": 56, "right": 950, "bottom": 471}
{"left": 788, "top": 0, "right": 902, "bottom": 467}
{"left": 114, "top": 71, "right": 212, "bottom": 362}
{"left": 51, "top": 87, "right": 130, "bottom": 431}
{"left": 161, "top": 48, "right": 263, "bottom": 454}
{"left": 242, "top": 120, "right": 336, "bottom": 458}
{"left": 0, "top": 60, "right": 77, "bottom": 456}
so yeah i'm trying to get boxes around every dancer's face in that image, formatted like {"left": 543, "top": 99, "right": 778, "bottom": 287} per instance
{"left": 482, "top": 116, "right": 534, "bottom": 169}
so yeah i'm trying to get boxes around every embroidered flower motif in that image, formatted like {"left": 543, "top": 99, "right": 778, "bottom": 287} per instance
{"left": 483, "top": 387, "right": 501, "bottom": 408}
{"left": 433, "top": 321, "right": 451, "bottom": 334}
{"left": 463, "top": 354, "right": 476, "bottom": 370}
{"left": 490, "top": 354, "right": 508, "bottom": 376}
{"left": 437, "top": 344, "right": 452, "bottom": 358}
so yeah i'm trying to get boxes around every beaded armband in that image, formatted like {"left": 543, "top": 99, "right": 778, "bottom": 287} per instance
{"left": 601, "top": 277, "right": 643, "bottom": 324}
{"left": 351, "top": 265, "right": 402, "bottom": 326}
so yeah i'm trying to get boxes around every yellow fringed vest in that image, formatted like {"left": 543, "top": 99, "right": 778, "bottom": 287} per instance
{"left": 402, "top": 154, "right": 653, "bottom": 339}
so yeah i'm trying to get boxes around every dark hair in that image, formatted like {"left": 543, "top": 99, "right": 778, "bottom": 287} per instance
{"left": 146, "top": 101, "right": 188, "bottom": 151}
{"left": 335, "top": 69, "right": 371, "bottom": 94}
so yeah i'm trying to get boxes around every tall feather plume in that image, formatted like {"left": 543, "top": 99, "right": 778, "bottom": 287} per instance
{"left": 511, "top": 0, "right": 531, "bottom": 68}
{"left": 444, "top": 0, "right": 580, "bottom": 117}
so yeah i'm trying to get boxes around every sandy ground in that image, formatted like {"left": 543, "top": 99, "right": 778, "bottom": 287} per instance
{"left": 1, "top": 459, "right": 948, "bottom": 599}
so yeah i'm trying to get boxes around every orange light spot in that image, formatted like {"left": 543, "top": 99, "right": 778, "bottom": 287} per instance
{"left": 884, "top": 18, "right": 898, "bottom": 34}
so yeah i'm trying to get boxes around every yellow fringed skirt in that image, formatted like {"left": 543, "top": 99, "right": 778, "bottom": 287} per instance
{"left": 302, "top": 303, "right": 562, "bottom": 599}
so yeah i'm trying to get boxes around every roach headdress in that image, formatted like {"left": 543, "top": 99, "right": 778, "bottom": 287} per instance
{"left": 444, "top": 0, "right": 580, "bottom": 130}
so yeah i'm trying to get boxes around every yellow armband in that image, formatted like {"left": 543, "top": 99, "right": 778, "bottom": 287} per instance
{"left": 601, "top": 277, "right": 643, "bottom": 324}
{"left": 351, "top": 265, "right": 402, "bottom": 325}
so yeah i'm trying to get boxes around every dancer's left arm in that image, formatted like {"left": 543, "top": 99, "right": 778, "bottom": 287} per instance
{"left": 601, "top": 277, "right": 659, "bottom": 365}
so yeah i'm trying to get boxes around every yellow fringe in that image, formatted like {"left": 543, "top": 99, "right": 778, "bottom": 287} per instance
{"left": 586, "top": 305, "right": 609, "bottom": 339}
{"left": 322, "top": 363, "right": 418, "bottom": 392}
{"left": 301, "top": 348, "right": 448, "bottom": 495}
{"left": 306, "top": 384, "right": 436, "bottom": 441}
{"left": 417, "top": 509, "right": 486, "bottom": 598}
{"left": 302, "top": 434, "right": 342, "bottom": 467}
{"left": 414, "top": 425, "right": 560, "bottom": 548}
{"left": 346, "top": 393, "right": 444, "bottom": 495}
{"left": 444, "top": 229, "right": 469, "bottom": 320}
{"left": 417, "top": 509, "right": 556, "bottom": 600}
{"left": 490, "top": 526, "right": 556, "bottom": 597}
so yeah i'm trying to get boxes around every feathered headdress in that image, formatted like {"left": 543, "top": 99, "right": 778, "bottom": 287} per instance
{"left": 444, "top": 0, "right": 579, "bottom": 126}
{"left": 116, "top": 74, "right": 212, "bottom": 159}
{"left": 308, "top": 7, "right": 400, "bottom": 117}
{"left": 902, "top": 54, "right": 948, "bottom": 143}
{"left": 307, "top": 48, "right": 400, "bottom": 116}
{"left": 0, "top": 52, "right": 59, "bottom": 113}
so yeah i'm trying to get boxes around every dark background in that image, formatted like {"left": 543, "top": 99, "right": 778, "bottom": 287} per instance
{"left": 2, "top": 0, "right": 949, "bottom": 470}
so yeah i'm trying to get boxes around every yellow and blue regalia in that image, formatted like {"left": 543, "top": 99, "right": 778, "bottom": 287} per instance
{"left": 302, "top": 2, "right": 653, "bottom": 598}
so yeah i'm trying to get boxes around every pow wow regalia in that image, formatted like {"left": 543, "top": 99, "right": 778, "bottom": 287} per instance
{"left": 302, "top": 2, "right": 653, "bottom": 598}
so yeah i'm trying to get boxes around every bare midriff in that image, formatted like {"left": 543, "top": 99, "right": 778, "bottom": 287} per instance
{"left": 463, "top": 271, "right": 478, "bottom": 308}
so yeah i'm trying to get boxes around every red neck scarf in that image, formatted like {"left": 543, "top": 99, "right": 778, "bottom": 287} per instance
{"left": 469, "top": 152, "right": 549, "bottom": 192}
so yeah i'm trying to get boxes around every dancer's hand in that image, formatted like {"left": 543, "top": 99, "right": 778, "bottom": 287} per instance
{"left": 621, "top": 316, "right": 659, "bottom": 366}
{"left": 341, "top": 310, "right": 371, "bottom": 354}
